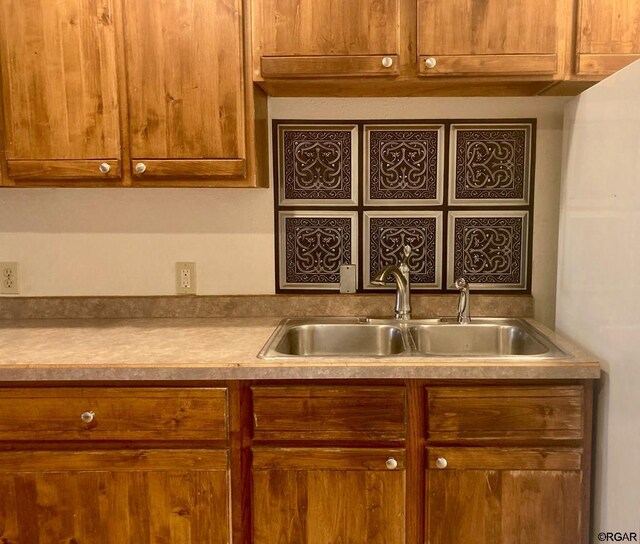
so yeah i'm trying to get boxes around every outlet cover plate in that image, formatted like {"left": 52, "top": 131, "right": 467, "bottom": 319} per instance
{"left": 0, "top": 262, "right": 19, "bottom": 294}
{"left": 175, "top": 262, "right": 196, "bottom": 295}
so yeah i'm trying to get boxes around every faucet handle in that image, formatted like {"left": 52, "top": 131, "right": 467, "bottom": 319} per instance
{"left": 398, "top": 245, "right": 412, "bottom": 286}
{"left": 400, "top": 245, "right": 412, "bottom": 268}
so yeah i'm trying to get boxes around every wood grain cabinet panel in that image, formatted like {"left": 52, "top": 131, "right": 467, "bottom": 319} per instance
{"left": 122, "top": 0, "right": 247, "bottom": 180}
{"left": 0, "top": 0, "right": 121, "bottom": 181}
{"left": 0, "top": 0, "right": 266, "bottom": 186}
{"left": 0, "top": 387, "right": 228, "bottom": 441}
{"left": 253, "top": 447, "right": 406, "bottom": 544}
{"left": 252, "top": 0, "right": 400, "bottom": 78}
{"left": 252, "top": 386, "right": 406, "bottom": 441}
{"left": 427, "top": 385, "right": 584, "bottom": 441}
{"left": 0, "top": 381, "right": 594, "bottom": 543}
{"left": 418, "top": 0, "right": 561, "bottom": 76}
{"left": 0, "top": 449, "right": 230, "bottom": 544}
{"left": 575, "top": 0, "right": 640, "bottom": 76}
{"left": 426, "top": 447, "right": 582, "bottom": 544}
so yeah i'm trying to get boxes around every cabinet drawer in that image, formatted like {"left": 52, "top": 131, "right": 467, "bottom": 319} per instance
{"left": 252, "top": 386, "right": 406, "bottom": 441}
{"left": 427, "top": 386, "right": 583, "bottom": 441}
{"left": 0, "top": 388, "right": 228, "bottom": 441}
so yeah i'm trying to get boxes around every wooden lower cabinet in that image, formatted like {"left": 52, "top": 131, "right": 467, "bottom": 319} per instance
{"left": 425, "top": 448, "right": 583, "bottom": 544}
{"left": 0, "top": 449, "right": 231, "bottom": 544}
{"left": 0, "top": 381, "right": 593, "bottom": 543}
{"left": 252, "top": 448, "right": 406, "bottom": 543}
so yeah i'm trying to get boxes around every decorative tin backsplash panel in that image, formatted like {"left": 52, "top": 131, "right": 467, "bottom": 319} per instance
{"left": 278, "top": 211, "right": 358, "bottom": 290}
{"left": 364, "top": 125, "right": 444, "bottom": 205}
{"left": 273, "top": 119, "right": 535, "bottom": 292}
{"left": 448, "top": 211, "right": 529, "bottom": 290}
{"left": 278, "top": 125, "right": 358, "bottom": 206}
{"left": 364, "top": 212, "right": 442, "bottom": 289}
{"left": 449, "top": 124, "right": 531, "bottom": 205}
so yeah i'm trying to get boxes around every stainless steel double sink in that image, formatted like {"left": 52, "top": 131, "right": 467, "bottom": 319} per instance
{"left": 258, "top": 317, "right": 568, "bottom": 359}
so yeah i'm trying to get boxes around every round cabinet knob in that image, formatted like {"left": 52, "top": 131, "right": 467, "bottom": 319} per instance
{"left": 424, "top": 57, "right": 437, "bottom": 69}
{"left": 134, "top": 162, "right": 147, "bottom": 174}
{"left": 80, "top": 411, "right": 95, "bottom": 424}
{"left": 99, "top": 162, "right": 111, "bottom": 174}
{"left": 435, "top": 457, "right": 448, "bottom": 469}
{"left": 385, "top": 457, "right": 398, "bottom": 470}
{"left": 381, "top": 56, "right": 394, "bottom": 68}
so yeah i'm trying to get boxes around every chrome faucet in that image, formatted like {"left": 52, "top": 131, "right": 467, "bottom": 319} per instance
{"left": 455, "top": 277, "right": 471, "bottom": 324}
{"left": 372, "top": 245, "right": 412, "bottom": 320}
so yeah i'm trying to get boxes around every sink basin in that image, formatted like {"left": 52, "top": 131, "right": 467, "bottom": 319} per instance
{"left": 409, "top": 322, "right": 551, "bottom": 356}
{"left": 263, "top": 320, "right": 408, "bottom": 357}
{"left": 258, "top": 317, "right": 567, "bottom": 359}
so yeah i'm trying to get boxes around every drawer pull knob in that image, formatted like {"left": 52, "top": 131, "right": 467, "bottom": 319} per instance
{"left": 436, "top": 457, "right": 448, "bottom": 469}
{"left": 135, "top": 162, "right": 147, "bottom": 174}
{"left": 381, "top": 56, "right": 394, "bottom": 68}
{"left": 385, "top": 457, "right": 398, "bottom": 470}
{"left": 99, "top": 162, "right": 111, "bottom": 174}
{"left": 424, "top": 57, "right": 437, "bottom": 69}
{"left": 80, "top": 411, "right": 95, "bottom": 424}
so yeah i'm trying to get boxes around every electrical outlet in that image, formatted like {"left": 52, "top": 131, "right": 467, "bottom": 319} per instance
{"left": 175, "top": 262, "right": 196, "bottom": 295}
{"left": 0, "top": 262, "right": 19, "bottom": 294}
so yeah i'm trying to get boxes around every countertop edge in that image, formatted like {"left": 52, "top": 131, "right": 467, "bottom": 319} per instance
{"left": 0, "top": 363, "right": 601, "bottom": 382}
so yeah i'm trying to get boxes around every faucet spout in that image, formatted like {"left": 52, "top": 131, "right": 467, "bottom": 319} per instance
{"left": 372, "top": 245, "right": 413, "bottom": 320}
{"left": 372, "top": 246, "right": 413, "bottom": 320}
{"left": 372, "top": 265, "right": 411, "bottom": 319}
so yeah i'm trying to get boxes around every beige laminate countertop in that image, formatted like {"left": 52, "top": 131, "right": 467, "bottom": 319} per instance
{"left": 0, "top": 317, "right": 600, "bottom": 381}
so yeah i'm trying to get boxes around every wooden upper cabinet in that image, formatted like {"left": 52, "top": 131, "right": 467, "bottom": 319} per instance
{"left": 575, "top": 0, "right": 640, "bottom": 76}
{"left": 0, "top": 0, "right": 121, "bottom": 182}
{"left": 252, "top": 0, "right": 401, "bottom": 78}
{"left": 418, "top": 0, "right": 561, "bottom": 77}
{"left": 122, "top": 0, "right": 247, "bottom": 180}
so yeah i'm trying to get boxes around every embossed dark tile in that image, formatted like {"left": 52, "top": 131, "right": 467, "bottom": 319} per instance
{"left": 364, "top": 125, "right": 444, "bottom": 205}
{"left": 449, "top": 124, "right": 532, "bottom": 205}
{"left": 278, "top": 212, "right": 358, "bottom": 290}
{"left": 272, "top": 119, "right": 535, "bottom": 295}
{"left": 278, "top": 125, "right": 358, "bottom": 206}
{"left": 448, "top": 211, "right": 529, "bottom": 290}
{"left": 364, "top": 212, "right": 442, "bottom": 289}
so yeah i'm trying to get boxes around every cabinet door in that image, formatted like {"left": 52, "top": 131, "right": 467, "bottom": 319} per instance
{"left": 576, "top": 0, "right": 640, "bottom": 76}
{"left": 426, "top": 448, "right": 583, "bottom": 544}
{"left": 252, "top": 0, "right": 400, "bottom": 78}
{"left": 0, "top": 0, "right": 121, "bottom": 182}
{"left": 253, "top": 447, "right": 406, "bottom": 543}
{"left": 0, "top": 449, "right": 230, "bottom": 543}
{"left": 418, "top": 0, "right": 560, "bottom": 76}
{"left": 123, "top": 0, "right": 246, "bottom": 180}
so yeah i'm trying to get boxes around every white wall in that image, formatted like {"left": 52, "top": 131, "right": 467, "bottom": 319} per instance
{"left": 0, "top": 188, "right": 275, "bottom": 295}
{"left": 0, "top": 96, "right": 567, "bottom": 326}
{"left": 557, "top": 62, "right": 640, "bottom": 536}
